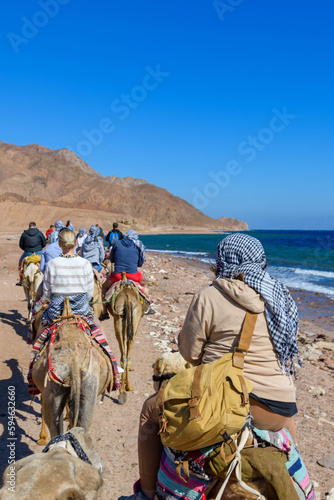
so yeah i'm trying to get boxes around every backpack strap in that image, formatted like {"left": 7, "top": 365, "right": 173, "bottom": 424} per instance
{"left": 232, "top": 311, "right": 258, "bottom": 369}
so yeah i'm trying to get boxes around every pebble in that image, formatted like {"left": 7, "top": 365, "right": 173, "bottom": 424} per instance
{"left": 317, "top": 454, "right": 334, "bottom": 470}
{"left": 307, "top": 386, "right": 326, "bottom": 396}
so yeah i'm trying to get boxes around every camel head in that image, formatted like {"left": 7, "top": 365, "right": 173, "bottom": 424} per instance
{"left": 153, "top": 351, "right": 191, "bottom": 392}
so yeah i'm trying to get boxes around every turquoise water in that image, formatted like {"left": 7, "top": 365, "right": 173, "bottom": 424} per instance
{"left": 140, "top": 231, "right": 334, "bottom": 298}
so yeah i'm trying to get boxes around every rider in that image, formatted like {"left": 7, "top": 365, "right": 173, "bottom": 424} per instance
{"left": 76, "top": 228, "right": 88, "bottom": 253}
{"left": 136, "top": 233, "right": 300, "bottom": 500}
{"left": 48, "top": 219, "right": 65, "bottom": 244}
{"left": 99, "top": 230, "right": 146, "bottom": 320}
{"left": 35, "top": 228, "right": 105, "bottom": 337}
{"left": 40, "top": 220, "right": 65, "bottom": 273}
{"left": 81, "top": 225, "right": 105, "bottom": 272}
{"left": 17, "top": 222, "right": 46, "bottom": 285}
{"left": 107, "top": 222, "right": 124, "bottom": 248}
{"left": 66, "top": 220, "right": 74, "bottom": 231}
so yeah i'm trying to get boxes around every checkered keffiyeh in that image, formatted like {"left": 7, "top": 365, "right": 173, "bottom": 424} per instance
{"left": 216, "top": 233, "right": 301, "bottom": 374}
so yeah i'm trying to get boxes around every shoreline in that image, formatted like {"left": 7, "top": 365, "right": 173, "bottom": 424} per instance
{"left": 0, "top": 241, "right": 333, "bottom": 497}
{"left": 146, "top": 251, "right": 334, "bottom": 338}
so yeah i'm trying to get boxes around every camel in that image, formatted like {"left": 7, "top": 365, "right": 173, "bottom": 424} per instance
{"left": 0, "top": 427, "right": 103, "bottom": 500}
{"left": 90, "top": 259, "right": 113, "bottom": 319}
{"left": 22, "top": 261, "right": 44, "bottom": 322}
{"left": 105, "top": 273, "right": 149, "bottom": 404}
{"left": 32, "top": 299, "right": 113, "bottom": 445}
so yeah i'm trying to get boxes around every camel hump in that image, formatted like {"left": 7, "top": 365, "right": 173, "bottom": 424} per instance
{"left": 61, "top": 296, "right": 73, "bottom": 318}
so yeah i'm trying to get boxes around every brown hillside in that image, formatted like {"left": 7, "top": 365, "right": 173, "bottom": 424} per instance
{"left": 0, "top": 140, "right": 248, "bottom": 230}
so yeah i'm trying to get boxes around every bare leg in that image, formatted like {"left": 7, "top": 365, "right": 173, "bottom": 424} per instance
{"left": 138, "top": 393, "right": 162, "bottom": 500}
{"left": 250, "top": 397, "right": 297, "bottom": 442}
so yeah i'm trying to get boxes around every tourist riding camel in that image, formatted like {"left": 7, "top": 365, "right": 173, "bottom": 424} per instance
{"left": 81, "top": 225, "right": 105, "bottom": 272}
{"left": 17, "top": 222, "right": 46, "bottom": 285}
{"left": 135, "top": 233, "right": 302, "bottom": 500}
{"left": 48, "top": 219, "right": 65, "bottom": 244}
{"left": 107, "top": 221, "right": 124, "bottom": 248}
{"left": 66, "top": 219, "right": 74, "bottom": 231}
{"left": 40, "top": 220, "right": 65, "bottom": 273}
{"left": 76, "top": 227, "right": 87, "bottom": 252}
{"left": 100, "top": 230, "right": 146, "bottom": 320}
{"left": 45, "top": 224, "right": 55, "bottom": 240}
{"left": 35, "top": 228, "right": 105, "bottom": 338}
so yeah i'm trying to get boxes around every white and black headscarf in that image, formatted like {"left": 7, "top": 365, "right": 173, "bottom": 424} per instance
{"left": 125, "top": 230, "right": 146, "bottom": 260}
{"left": 216, "top": 233, "right": 301, "bottom": 374}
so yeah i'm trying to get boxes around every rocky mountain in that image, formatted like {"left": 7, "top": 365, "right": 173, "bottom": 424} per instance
{"left": 0, "top": 140, "right": 248, "bottom": 230}
{"left": 215, "top": 217, "right": 248, "bottom": 231}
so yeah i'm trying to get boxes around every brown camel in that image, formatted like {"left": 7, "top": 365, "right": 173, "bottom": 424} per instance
{"left": 106, "top": 273, "right": 149, "bottom": 404}
{"left": 32, "top": 300, "right": 113, "bottom": 444}
{"left": 22, "top": 261, "right": 44, "bottom": 323}
{"left": 90, "top": 259, "right": 114, "bottom": 319}
{"left": 0, "top": 427, "right": 103, "bottom": 500}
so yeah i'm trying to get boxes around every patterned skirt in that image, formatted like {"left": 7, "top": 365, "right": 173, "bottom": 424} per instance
{"left": 43, "top": 293, "right": 93, "bottom": 324}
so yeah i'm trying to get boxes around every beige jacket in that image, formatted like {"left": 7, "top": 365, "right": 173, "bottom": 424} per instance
{"left": 178, "top": 278, "right": 296, "bottom": 402}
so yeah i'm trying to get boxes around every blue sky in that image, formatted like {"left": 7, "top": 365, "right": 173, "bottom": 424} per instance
{"left": 1, "top": 0, "right": 333, "bottom": 229}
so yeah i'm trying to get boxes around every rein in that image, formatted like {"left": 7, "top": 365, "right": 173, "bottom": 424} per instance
{"left": 42, "top": 431, "right": 93, "bottom": 465}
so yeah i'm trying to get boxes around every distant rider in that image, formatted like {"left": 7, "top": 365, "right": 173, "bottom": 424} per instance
{"left": 17, "top": 222, "right": 46, "bottom": 285}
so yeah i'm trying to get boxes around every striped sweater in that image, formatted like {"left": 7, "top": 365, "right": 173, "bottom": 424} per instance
{"left": 43, "top": 255, "right": 94, "bottom": 300}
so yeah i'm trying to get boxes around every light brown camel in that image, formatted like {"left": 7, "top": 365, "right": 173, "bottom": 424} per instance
{"left": 22, "top": 261, "right": 44, "bottom": 323}
{"left": 0, "top": 427, "right": 103, "bottom": 500}
{"left": 32, "top": 300, "right": 113, "bottom": 445}
{"left": 106, "top": 273, "right": 149, "bottom": 404}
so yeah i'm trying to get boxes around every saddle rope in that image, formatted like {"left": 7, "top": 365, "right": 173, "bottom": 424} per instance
{"left": 215, "top": 426, "right": 265, "bottom": 500}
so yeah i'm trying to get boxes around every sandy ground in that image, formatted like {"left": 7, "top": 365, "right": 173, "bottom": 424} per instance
{"left": 0, "top": 233, "right": 334, "bottom": 499}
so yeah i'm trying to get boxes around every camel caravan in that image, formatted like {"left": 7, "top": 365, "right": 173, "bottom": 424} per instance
{"left": 0, "top": 224, "right": 317, "bottom": 499}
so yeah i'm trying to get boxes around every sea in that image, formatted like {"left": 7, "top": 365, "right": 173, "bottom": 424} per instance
{"left": 140, "top": 230, "right": 334, "bottom": 300}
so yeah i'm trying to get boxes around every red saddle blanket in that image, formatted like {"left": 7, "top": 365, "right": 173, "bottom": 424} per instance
{"left": 27, "top": 316, "right": 121, "bottom": 395}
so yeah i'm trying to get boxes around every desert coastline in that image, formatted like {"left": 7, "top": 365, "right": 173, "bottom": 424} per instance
{"left": 0, "top": 229, "right": 334, "bottom": 497}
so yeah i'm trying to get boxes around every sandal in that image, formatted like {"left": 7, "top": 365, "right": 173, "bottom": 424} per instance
{"left": 99, "top": 313, "right": 110, "bottom": 321}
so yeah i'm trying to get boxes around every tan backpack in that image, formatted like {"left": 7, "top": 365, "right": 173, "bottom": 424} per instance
{"left": 157, "top": 311, "right": 258, "bottom": 462}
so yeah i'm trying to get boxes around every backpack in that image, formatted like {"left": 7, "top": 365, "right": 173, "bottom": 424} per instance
{"left": 156, "top": 311, "right": 258, "bottom": 461}
{"left": 109, "top": 231, "right": 119, "bottom": 246}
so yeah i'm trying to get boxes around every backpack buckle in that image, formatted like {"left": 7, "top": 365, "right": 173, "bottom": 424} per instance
{"left": 188, "top": 397, "right": 201, "bottom": 421}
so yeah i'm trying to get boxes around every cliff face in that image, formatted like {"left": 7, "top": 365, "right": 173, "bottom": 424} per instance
{"left": 0, "top": 140, "right": 248, "bottom": 230}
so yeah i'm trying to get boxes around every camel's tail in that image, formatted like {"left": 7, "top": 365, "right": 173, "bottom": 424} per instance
{"left": 124, "top": 294, "right": 134, "bottom": 342}
{"left": 69, "top": 352, "right": 81, "bottom": 427}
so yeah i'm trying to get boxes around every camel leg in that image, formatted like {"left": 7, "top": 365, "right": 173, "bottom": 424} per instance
{"left": 78, "top": 378, "right": 99, "bottom": 431}
{"left": 42, "top": 382, "right": 69, "bottom": 438}
{"left": 126, "top": 305, "right": 143, "bottom": 381}
{"left": 114, "top": 315, "right": 128, "bottom": 403}
{"left": 37, "top": 402, "right": 49, "bottom": 446}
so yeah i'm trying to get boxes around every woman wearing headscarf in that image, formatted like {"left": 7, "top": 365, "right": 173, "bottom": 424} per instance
{"left": 135, "top": 233, "right": 301, "bottom": 500}
{"left": 99, "top": 230, "right": 146, "bottom": 320}
{"left": 81, "top": 225, "right": 105, "bottom": 272}
{"left": 76, "top": 228, "right": 87, "bottom": 252}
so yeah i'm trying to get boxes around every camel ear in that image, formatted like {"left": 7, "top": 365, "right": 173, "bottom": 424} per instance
{"left": 155, "top": 358, "right": 165, "bottom": 376}
{"left": 61, "top": 296, "right": 73, "bottom": 317}
{"left": 185, "top": 362, "right": 192, "bottom": 369}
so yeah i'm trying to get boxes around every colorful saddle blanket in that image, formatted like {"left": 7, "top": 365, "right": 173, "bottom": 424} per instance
{"left": 105, "top": 279, "right": 152, "bottom": 311}
{"left": 27, "top": 316, "right": 121, "bottom": 395}
{"left": 155, "top": 428, "right": 316, "bottom": 500}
